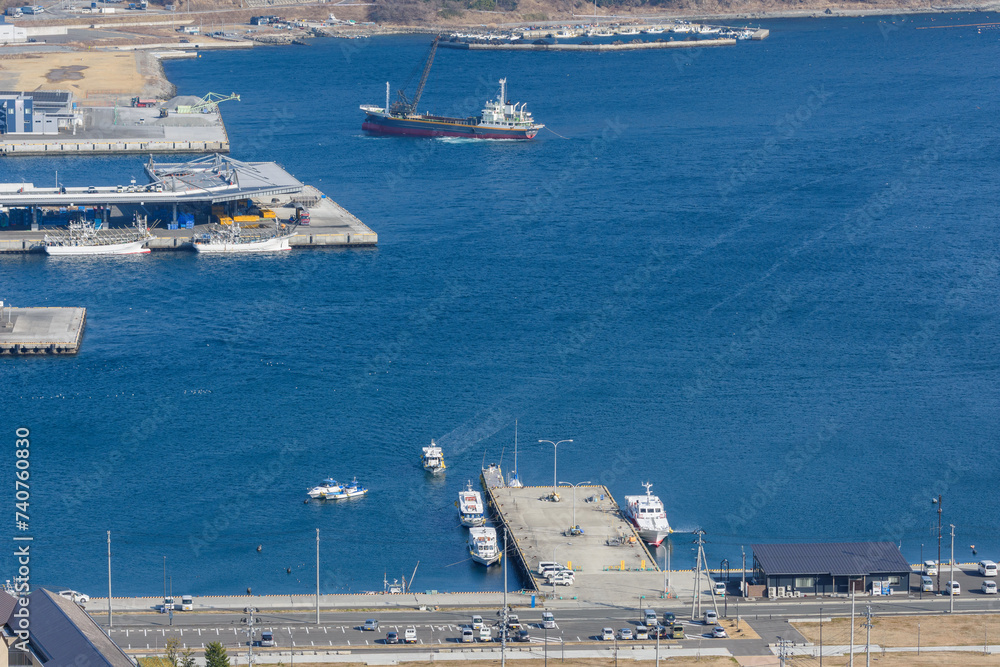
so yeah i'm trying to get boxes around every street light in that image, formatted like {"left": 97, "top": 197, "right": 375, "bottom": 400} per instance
{"left": 932, "top": 495, "right": 942, "bottom": 593}
{"left": 558, "top": 480, "right": 591, "bottom": 528}
{"left": 539, "top": 439, "right": 572, "bottom": 496}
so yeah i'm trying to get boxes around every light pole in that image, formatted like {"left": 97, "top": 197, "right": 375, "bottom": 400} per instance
{"left": 932, "top": 495, "right": 942, "bottom": 594}
{"left": 162, "top": 556, "right": 166, "bottom": 602}
{"left": 558, "top": 480, "right": 591, "bottom": 527}
{"left": 950, "top": 524, "right": 956, "bottom": 614}
{"left": 538, "top": 439, "right": 572, "bottom": 496}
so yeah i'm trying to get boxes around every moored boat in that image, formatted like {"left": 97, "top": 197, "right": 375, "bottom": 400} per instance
{"left": 307, "top": 478, "right": 344, "bottom": 499}
{"left": 193, "top": 221, "right": 295, "bottom": 254}
{"left": 622, "top": 482, "right": 671, "bottom": 546}
{"left": 458, "top": 481, "right": 486, "bottom": 526}
{"left": 44, "top": 218, "right": 153, "bottom": 256}
{"left": 422, "top": 440, "right": 446, "bottom": 475}
{"left": 468, "top": 526, "right": 502, "bottom": 566}
{"left": 329, "top": 477, "right": 368, "bottom": 500}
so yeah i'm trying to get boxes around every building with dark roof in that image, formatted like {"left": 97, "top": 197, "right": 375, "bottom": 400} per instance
{"left": 0, "top": 588, "right": 135, "bottom": 667}
{"left": 752, "top": 541, "right": 913, "bottom": 597}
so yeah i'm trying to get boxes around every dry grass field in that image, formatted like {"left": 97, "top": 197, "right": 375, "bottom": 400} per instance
{"left": 0, "top": 52, "right": 145, "bottom": 96}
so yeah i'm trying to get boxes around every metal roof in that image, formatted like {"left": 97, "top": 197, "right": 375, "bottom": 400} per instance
{"left": 752, "top": 542, "right": 912, "bottom": 577}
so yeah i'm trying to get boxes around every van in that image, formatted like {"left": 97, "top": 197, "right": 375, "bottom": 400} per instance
{"left": 946, "top": 580, "right": 961, "bottom": 595}
{"left": 635, "top": 625, "right": 648, "bottom": 640}
{"left": 461, "top": 627, "right": 475, "bottom": 643}
{"left": 642, "top": 608, "right": 657, "bottom": 626}
{"left": 979, "top": 560, "right": 998, "bottom": 577}
{"left": 537, "top": 561, "right": 559, "bottom": 575}
{"left": 671, "top": 623, "right": 685, "bottom": 639}
{"left": 920, "top": 576, "right": 934, "bottom": 592}
{"left": 713, "top": 581, "right": 727, "bottom": 596}
{"left": 542, "top": 612, "right": 556, "bottom": 629}
{"left": 704, "top": 610, "right": 718, "bottom": 625}
{"left": 180, "top": 595, "right": 193, "bottom": 611}
{"left": 472, "top": 615, "right": 484, "bottom": 630}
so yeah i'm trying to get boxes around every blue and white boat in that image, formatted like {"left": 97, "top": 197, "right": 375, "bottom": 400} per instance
{"left": 307, "top": 478, "right": 344, "bottom": 499}
{"left": 459, "top": 481, "right": 486, "bottom": 526}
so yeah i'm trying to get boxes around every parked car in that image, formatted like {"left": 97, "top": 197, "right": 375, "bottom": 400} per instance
{"left": 461, "top": 627, "right": 475, "bottom": 643}
{"left": 537, "top": 561, "right": 559, "bottom": 575}
{"left": 180, "top": 595, "right": 193, "bottom": 611}
{"left": 549, "top": 572, "right": 575, "bottom": 586}
{"left": 260, "top": 631, "right": 275, "bottom": 647}
{"left": 635, "top": 625, "right": 649, "bottom": 640}
{"left": 924, "top": 560, "right": 938, "bottom": 575}
{"left": 920, "top": 576, "right": 934, "bottom": 592}
{"left": 385, "top": 632, "right": 399, "bottom": 644}
{"left": 542, "top": 611, "right": 556, "bottom": 629}
{"left": 602, "top": 627, "right": 615, "bottom": 641}
{"left": 478, "top": 626, "right": 492, "bottom": 642}
{"left": 618, "top": 628, "right": 633, "bottom": 641}
{"left": 643, "top": 608, "right": 658, "bottom": 626}
{"left": 472, "top": 615, "right": 484, "bottom": 630}
{"left": 671, "top": 623, "right": 685, "bottom": 639}
{"left": 979, "top": 561, "right": 998, "bottom": 577}
{"left": 363, "top": 619, "right": 379, "bottom": 631}
{"left": 945, "top": 580, "right": 961, "bottom": 595}
{"left": 507, "top": 614, "right": 520, "bottom": 627}
{"left": 713, "top": 581, "right": 727, "bottom": 596}
{"left": 662, "top": 612, "right": 676, "bottom": 626}
{"left": 712, "top": 626, "right": 727, "bottom": 638}
{"left": 404, "top": 627, "right": 417, "bottom": 643}
{"left": 58, "top": 590, "right": 89, "bottom": 604}
{"left": 517, "top": 628, "right": 530, "bottom": 642}
{"left": 983, "top": 581, "right": 997, "bottom": 595}
{"left": 160, "top": 596, "right": 174, "bottom": 613}
{"left": 87, "top": 186, "right": 97, "bottom": 193}
{"left": 652, "top": 624, "right": 670, "bottom": 638}
{"left": 704, "top": 610, "right": 718, "bottom": 625}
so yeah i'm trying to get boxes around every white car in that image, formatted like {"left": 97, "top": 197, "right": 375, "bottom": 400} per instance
{"left": 979, "top": 560, "right": 998, "bottom": 577}
{"left": 982, "top": 581, "right": 997, "bottom": 595}
{"left": 478, "top": 626, "right": 492, "bottom": 642}
{"left": 713, "top": 581, "right": 727, "bottom": 596}
{"left": 58, "top": 590, "right": 89, "bottom": 604}
{"left": 404, "top": 627, "right": 418, "bottom": 643}
{"left": 548, "top": 572, "right": 575, "bottom": 586}
{"left": 602, "top": 627, "right": 615, "bottom": 641}
{"left": 472, "top": 615, "right": 484, "bottom": 630}
{"left": 542, "top": 611, "right": 556, "bottom": 629}
{"left": 924, "top": 560, "right": 938, "bottom": 576}
{"left": 945, "top": 580, "right": 961, "bottom": 595}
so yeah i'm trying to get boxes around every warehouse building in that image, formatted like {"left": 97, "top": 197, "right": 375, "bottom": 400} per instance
{"left": 0, "top": 17, "right": 27, "bottom": 44}
{"left": 752, "top": 541, "right": 913, "bottom": 597}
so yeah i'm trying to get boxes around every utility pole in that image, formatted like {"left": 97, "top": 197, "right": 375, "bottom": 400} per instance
{"left": 920, "top": 543, "right": 924, "bottom": 600}
{"left": 242, "top": 606, "right": 259, "bottom": 667}
{"left": 776, "top": 637, "right": 790, "bottom": 667}
{"left": 933, "top": 495, "right": 943, "bottom": 593}
{"left": 741, "top": 546, "right": 746, "bottom": 598}
{"left": 950, "top": 524, "right": 956, "bottom": 614}
{"left": 106, "top": 531, "right": 112, "bottom": 628}
{"left": 691, "top": 531, "right": 703, "bottom": 621}
{"left": 316, "top": 529, "right": 320, "bottom": 624}
{"left": 863, "top": 605, "right": 873, "bottom": 667}
{"left": 819, "top": 604, "right": 823, "bottom": 666}
{"left": 849, "top": 592, "right": 855, "bottom": 667}
{"left": 501, "top": 525, "right": 508, "bottom": 667}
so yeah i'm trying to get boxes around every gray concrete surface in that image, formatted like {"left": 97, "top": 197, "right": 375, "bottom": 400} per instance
{"left": 0, "top": 306, "right": 86, "bottom": 354}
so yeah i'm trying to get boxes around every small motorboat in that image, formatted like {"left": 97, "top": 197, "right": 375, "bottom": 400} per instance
{"left": 307, "top": 479, "right": 344, "bottom": 499}
{"left": 329, "top": 477, "right": 368, "bottom": 500}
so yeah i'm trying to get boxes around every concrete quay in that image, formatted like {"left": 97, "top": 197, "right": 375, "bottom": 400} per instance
{"left": 440, "top": 38, "right": 738, "bottom": 51}
{"left": 0, "top": 306, "right": 86, "bottom": 355}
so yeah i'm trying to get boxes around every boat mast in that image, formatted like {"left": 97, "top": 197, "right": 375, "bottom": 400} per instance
{"left": 513, "top": 420, "right": 517, "bottom": 480}
{"left": 385, "top": 81, "right": 390, "bottom": 113}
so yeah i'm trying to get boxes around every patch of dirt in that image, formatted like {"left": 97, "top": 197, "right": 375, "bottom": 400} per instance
{"left": 45, "top": 65, "right": 88, "bottom": 83}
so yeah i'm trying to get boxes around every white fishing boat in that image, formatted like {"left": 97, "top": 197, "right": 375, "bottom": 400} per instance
{"left": 458, "top": 481, "right": 486, "bottom": 526}
{"left": 193, "top": 220, "right": 296, "bottom": 254}
{"left": 468, "top": 526, "right": 502, "bottom": 566}
{"left": 555, "top": 30, "right": 575, "bottom": 38}
{"left": 44, "top": 218, "right": 153, "bottom": 256}
{"left": 307, "top": 478, "right": 344, "bottom": 499}
{"left": 329, "top": 477, "right": 368, "bottom": 500}
{"left": 643, "top": 27, "right": 664, "bottom": 34}
{"left": 622, "top": 482, "right": 671, "bottom": 546}
{"left": 617, "top": 28, "right": 640, "bottom": 35}
{"left": 421, "top": 440, "right": 446, "bottom": 475}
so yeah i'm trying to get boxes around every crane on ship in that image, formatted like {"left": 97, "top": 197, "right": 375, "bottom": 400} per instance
{"left": 390, "top": 37, "right": 439, "bottom": 116}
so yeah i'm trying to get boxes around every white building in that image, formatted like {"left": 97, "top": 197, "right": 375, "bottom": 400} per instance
{"left": 0, "top": 18, "right": 28, "bottom": 43}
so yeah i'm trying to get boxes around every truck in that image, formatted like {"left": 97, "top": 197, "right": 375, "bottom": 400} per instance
{"left": 20, "top": 5, "right": 44, "bottom": 14}
{"left": 131, "top": 97, "right": 158, "bottom": 108}
{"left": 5, "top": 7, "right": 23, "bottom": 16}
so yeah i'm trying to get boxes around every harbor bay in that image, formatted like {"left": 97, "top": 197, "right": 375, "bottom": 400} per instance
{"left": 2, "top": 14, "right": 1000, "bottom": 602}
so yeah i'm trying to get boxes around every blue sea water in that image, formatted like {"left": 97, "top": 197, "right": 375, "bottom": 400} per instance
{"left": 3, "top": 13, "right": 1000, "bottom": 596}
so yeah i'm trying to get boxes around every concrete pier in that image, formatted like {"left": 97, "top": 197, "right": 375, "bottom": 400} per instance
{"left": 439, "top": 38, "right": 737, "bottom": 51}
{"left": 0, "top": 307, "right": 86, "bottom": 355}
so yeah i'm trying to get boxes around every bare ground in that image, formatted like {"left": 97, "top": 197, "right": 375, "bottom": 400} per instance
{"left": 793, "top": 613, "right": 1000, "bottom": 648}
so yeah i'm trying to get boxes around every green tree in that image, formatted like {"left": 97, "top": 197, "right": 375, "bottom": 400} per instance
{"left": 204, "top": 642, "right": 230, "bottom": 667}
{"left": 165, "top": 638, "right": 180, "bottom": 667}
{"left": 180, "top": 648, "right": 196, "bottom": 667}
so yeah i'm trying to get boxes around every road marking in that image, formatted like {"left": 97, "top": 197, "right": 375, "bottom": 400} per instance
{"left": 324, "top": 627, "right": 328, "bottom": 633}
{"left": 341, "top": 627, "right": 346, "bottom": 633}
{"left": 311, "top": 641, "right": 315, "bottom": 646}
{"left": 216, "top": 629, "right": 219, "bottom": 635}
{"left": 576, "top": 636, "right": 581, "bottom": 641}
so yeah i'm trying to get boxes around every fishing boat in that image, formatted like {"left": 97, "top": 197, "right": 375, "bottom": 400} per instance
{"left": 192, "top": 220, "right": 296, "bottom": 254}
{"left": 458, "top": 481, "right": 486, "bottom": 526}
{"left": 468, "top": 526, "right": 502, "bottom": 566}
{"left": 307, "top": 478, "right": 344, "bottom": 499}
{"left": 421, "top": 440, "right": 446, "bottom": 475}
{"left": 361, "top": 38, "right": 543, "bottom": 140}
{"left": 44, "top": 218, "right": 153, "bottom": 256}
{"left": 328, "top": 477, "right": 368, "bottom": 500}
{"left": 643, "top": 27, "right": 664, "bottom": 34}
{"left": 622, "top": 482, "right": 671, "bottom": 546}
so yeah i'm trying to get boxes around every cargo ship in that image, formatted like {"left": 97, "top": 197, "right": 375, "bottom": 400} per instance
{"left": 360, "top": 38, "right": 543, "bottom": 140}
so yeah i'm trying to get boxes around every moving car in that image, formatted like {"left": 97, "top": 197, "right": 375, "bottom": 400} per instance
{"left": 602, "top": 628, "right": 615, "bottom": 641}
{"left": 979, "top": 561, "right": 998, "bottom": 577}
{"left": 983, "top": 581, "right": 997, "bottom": 595}
{"left": 542, "top": 611, "right": 556, "bottom": 629}
{"left": 363, "top": 619, "right": 379, "bottom": 631}
{"left": 712, "top": 626, "right": 727, "bottom": 638}
{"left": 260, "top": 631, "right": 275, "bottom": 647}
{"left": 618, "top": 628, "right": 633, "bottom": 640}
{"left": 704, "top": 610, "right": 718, "bottom": 625}
{"left": 405, "top": 627, "right": 418, "bottom": 643}
{"left": 385, "top": 631, "right": 399, "bottom": 644}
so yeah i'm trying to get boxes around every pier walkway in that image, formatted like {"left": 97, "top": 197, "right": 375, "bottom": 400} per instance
{"left": 0, "top": 306, "right": 85, "bottom": 355}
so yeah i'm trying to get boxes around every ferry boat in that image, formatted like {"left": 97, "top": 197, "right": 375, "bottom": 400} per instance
{"left": 622, "top": 482, "right": 671, "bottom": 546}
{"left": 44, "top": 218, "right": 153, "bottom": 256}
{"left": 361, "top": 38, "right": 542, "bottom": 140}
{"left": 307, "top": 478, "right": 344, "bottom": 499}
{"left": 421, "top": 440, "right": 446, "bottom": 475}
{"left": 193, "top": 221, "right": 295, "bottom": 254}
{"left": 458, "top": 481, "right": 486, "bottom": 526}
{"left": 468, "top": 526, "right": 502, "bottom": 566}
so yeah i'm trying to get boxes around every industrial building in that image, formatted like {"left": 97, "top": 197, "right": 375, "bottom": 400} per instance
{"left": 0, "top": 16, "right": 27, "bottom": 44}
{"left": 0, "top": 90, "right": 75, "bottom": 135}
{"left": 752, "top": 541, "right": 913, "bottom": 597}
